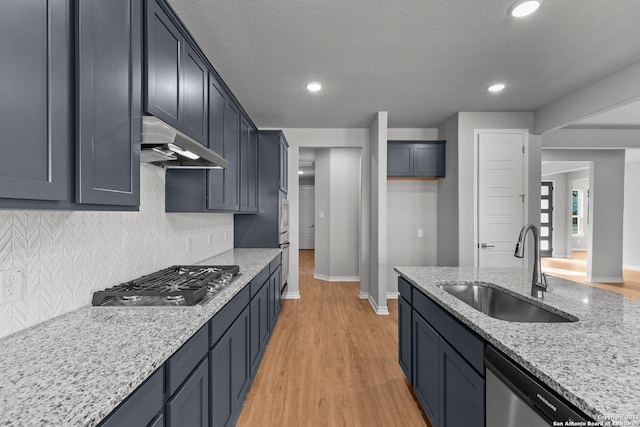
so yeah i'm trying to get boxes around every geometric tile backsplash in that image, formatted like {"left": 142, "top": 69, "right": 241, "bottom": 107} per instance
{"left": 0, "top": 164, "right": 233, "bottom": 339}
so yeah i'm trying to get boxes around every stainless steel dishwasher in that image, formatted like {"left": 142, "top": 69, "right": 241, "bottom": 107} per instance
{"left": 485, "top": 346, "right": 590, "bottom": 426}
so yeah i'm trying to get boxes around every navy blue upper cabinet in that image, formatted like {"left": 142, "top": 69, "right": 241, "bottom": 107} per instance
{"left": 279, "top": 136, "right": 289, "bottom": 194}
{"left": 234, "top": 131, "right": 288, "bottom": 248}
{"left": 206, "top": 75, "right": 227, "bottom": 211}
{"left": 145, "top": 0, "right": 182, "bottom": 129}
{"left": 387, "top": 141, "right": 446, "bottom": 178}
{"left": 145, "top": 0, "right": 208, "bottom": 145}
{"left": 239, "top": 116, "right": 258, "bottom": 213}
{"left": 0, "top": 0, "right": 71, "bottom": 202}
{"left": 182, "top": 44, "right": 208, "bottom": 144}
{"left": 223, "top": 100, "right": 240, "bottom": 211}
{"left": 76, "top": 0, "right": 141, "bottom": 207}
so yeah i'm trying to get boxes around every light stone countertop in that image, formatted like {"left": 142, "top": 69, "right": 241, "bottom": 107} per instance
{"left": 0, "top": 248, "right": 281, "bottom": 427}
{"left": 394, "top": 266, "right": 640, "bottom": 423}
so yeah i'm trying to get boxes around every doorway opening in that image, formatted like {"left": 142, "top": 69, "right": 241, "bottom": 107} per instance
{"left": 298, "top": 147, "right": 362, "bottom": 282}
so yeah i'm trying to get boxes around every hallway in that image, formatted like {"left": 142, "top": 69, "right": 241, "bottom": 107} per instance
{"left": 237, "top": 250, "right": 430, "bottom": 427}
{"left": 542, "top": 251, "right": 640, "bottom": 300}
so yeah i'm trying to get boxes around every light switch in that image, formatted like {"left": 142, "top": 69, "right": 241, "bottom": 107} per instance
{"left": 418, "top": 229, "right": 424, "bottom": 238}
{"left": 319, "top": 211, "right": 325, "bottom": 219}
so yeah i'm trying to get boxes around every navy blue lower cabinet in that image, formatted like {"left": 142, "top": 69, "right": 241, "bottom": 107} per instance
{"left": 412, "top": 313, "right": 440, "bottom": 426}
{"left": 210, "top": 305, "right": 250, "bottom": 427}
{"left": 268, "top": 269, "right": 281, "bottom": 331}
{"left": 250, "top": 280, "right": 269, "bottom": 377}
{"left": 167, "top": 358, "right": 209, "bottom": 427}
{"left": 398, "top": 296, "right": 412, "bottom": 382}
{"left": 149, "top": 414, "right": 164, "bottom": 427}
{"left": 210, "top": 328, "right": 233, "bottom": 427}
{"left": 439, "top": 339, "right": 485, "bottom": 427}
{"left": 231, "top": 306, "right": 251, "bottom": 409}
{"left": 99, "top": 367, "right": 164, "bottom": 427}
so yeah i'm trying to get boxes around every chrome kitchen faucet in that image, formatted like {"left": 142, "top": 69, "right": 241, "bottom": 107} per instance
{"left": 514, "top": 224, "right": 549, "bottom": 298}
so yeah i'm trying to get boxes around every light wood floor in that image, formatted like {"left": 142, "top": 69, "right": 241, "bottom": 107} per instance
{"left": 237, "top": 250, "right": 430, "bottom": 427}
{"left": 541, "top": 251, "right": 640, "bottom": 300}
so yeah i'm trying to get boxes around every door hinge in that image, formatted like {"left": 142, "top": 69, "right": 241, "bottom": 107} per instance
{"left": 522, "top": 145, "right": 525, "bottom": 154}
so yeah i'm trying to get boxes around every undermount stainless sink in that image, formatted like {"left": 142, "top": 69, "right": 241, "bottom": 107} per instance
{"left": 437, "top": 284, "right": 578, "bottom": 323}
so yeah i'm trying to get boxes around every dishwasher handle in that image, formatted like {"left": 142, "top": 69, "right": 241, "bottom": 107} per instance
{"left": 485, "top": 346, "right": 590, "bottom": 425}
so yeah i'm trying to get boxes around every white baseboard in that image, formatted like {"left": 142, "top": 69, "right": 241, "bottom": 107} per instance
{"left": 368, "top": 295, "right": 389, "bottom": 315}
{"left": 386, "top": 292, "right": 399, "bottom": 299}
{"left": 359, "top": 291, "right": 369, "bottom": 299}
{"left": 282, "top": 291, "right": 300, "bottom": 299}
{"left": 587, "top": 276, "right": 624, "bottom": 283}
{"left": 623, "top": 264, "right": 640, "bottom": 272}
{"left": 313, "top": 273, "right": 360, "bottom": 282}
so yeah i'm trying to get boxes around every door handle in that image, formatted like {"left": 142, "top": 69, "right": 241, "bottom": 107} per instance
{"left": 480, "top": 243, "right": 495, "bottom": 248}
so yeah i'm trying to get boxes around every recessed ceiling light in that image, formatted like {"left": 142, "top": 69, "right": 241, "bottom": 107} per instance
{"left": 487, "top": 83, "right": 507, "bottom": 93}
{"left": 509, "top": 0, "right": 542, "bottom": 18}
{"left": 298, "top": 170, "right": 304, "bottom": 175}
{"left": 305, "top": 82, "right": 322, "bottom": 92}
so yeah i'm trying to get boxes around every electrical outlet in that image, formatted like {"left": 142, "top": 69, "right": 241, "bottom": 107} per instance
{"left": 319, "top": 211, "right": 325, "bottom": 219}
{"left": 224, "top": 231, "right": 229, "bottom": 243}
{"left": 186, "top": 237, "right": 193, "bottom": 252}
{"left": 418, "top": 229, "right": 424, "bottom": 238}
{"left": 0, "top": 269, "right": 22, "bottom": 304}
{"left": 208, "top": 233, "right": 213, "bottom": 247}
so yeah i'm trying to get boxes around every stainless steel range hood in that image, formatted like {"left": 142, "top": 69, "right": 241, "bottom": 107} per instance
{"left": 140, "top": 116, "right": 228, "bottom": 169}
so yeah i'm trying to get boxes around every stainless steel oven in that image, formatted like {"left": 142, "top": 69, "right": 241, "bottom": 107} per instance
{"left": 279, "top": 198, "right": 289, "bottom": 292}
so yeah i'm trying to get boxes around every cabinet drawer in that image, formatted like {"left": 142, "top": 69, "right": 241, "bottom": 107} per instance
{"left": 250, "top": 267, "right": 270, "bottom": 299}
{"left": 269, "top": 254, "right": 281, "bottom": 275}
{"left": 100, "top": 366, "right": 164, "bottom": 427}
{"left": 167, "top": 323, "right": 209, "bottom": 395}
{"left": 210, "top": 285, "right": 250, "bottom": 347}
{"left": 413, "top": 289, "right": 484, "bottom": 374}
{"left": 398, "top": 277, "right": 412, "bottom": 304}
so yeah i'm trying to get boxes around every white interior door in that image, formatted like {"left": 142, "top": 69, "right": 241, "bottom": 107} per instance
{"left": 477, "top": 132, "right": 525, "bottom": 267}
{"left": 299, "top": 185, "right": 315, "bottom": 249}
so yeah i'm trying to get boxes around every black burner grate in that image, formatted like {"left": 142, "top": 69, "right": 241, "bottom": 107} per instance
{"left": 92, "top": 265, "right": 240, "bottom": 306}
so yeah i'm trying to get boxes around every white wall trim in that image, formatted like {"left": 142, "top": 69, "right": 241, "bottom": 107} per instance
{"left": 359, "top": 291, "right": 369, "bottom": 299}
{"left": 551, "top": 253, "right": 569, "bottom": 259}
{"left": 623, "top": 264, "right": 640, "bottom": 272}
{"left": 587, "top": 276, "right": 624, "bottom": 284}
{"left": 282, "top": 291, "right": 301, "bottom": 299}
{"left": 313, "top": 273, "right": 360, "bottom": 282}
{"left": 386, "top": 292, "right": 399, "bottom": 299}
{"left": 368, "top": 294, "right": 389, "bottom": 315}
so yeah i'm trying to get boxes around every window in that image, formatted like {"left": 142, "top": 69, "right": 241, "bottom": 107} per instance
{"left": 571, "top": 189, "right": 583, "bottom": 236}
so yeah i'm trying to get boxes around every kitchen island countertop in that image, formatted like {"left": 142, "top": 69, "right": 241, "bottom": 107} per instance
{"left": 0, "top": 248, "right": 281, "bottom": 427}
{"left": 394, "top": 266, "right": 640, "bottom": 423}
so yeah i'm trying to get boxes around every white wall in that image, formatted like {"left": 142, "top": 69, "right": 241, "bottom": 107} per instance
{"left": 368, "top": 113, "right": 389, "bottom": 314}
{"left": 387, "top": 180, "right": 438, "bottom": 293}
{"left": 329, "top": 149, "right": 361, "bottom": 279}
{"left": 0, "top": 164, "right": 234, "bottom": 339}
{"left": 624, "top": 160, "right": 640, "bottom": 270}
{"left": 456, "top": 112, "right": 539, "bottom": 267}
{"left": 437, "top": 114, "right": 460, "bottom": 266}
{"left": 313, "top": 148, "right": 361, "bottom": 280}
{"left": 387, "top": 128, "right": 438, "bottom": 140}
{"left": 280, "top": 128, "right": 371, "bottom": 300}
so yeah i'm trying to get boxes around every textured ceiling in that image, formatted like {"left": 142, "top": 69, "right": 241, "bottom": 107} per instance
{"left": 168, "top": 0, "right": 640, "bottom": 128}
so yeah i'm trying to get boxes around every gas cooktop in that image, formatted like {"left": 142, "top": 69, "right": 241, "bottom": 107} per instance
{"left": 92, "top": 265, "right": 241, "bottom": 307}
